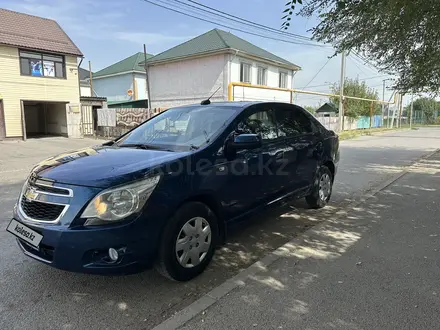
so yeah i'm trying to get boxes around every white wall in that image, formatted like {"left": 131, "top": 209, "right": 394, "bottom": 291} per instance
{"left": 149, "top": 54, "right": 226, "bottom": 109}
{"left": 134, "top": 73, "right": 147, "bottom": 100}
{"left": 229, "top": 55, "right": 293, "bottom": 103}
{"left": 80, "top": 86, "right": 91, "bottom": 97}
{"left": 93, "top": 73, "right": 149, "bottom": 102}
{"left": 93, "top": 73, "right": 133, "bottom": 102}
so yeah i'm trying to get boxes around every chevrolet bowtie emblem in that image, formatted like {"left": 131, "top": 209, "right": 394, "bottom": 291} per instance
{"left": 24, "top": 187, "right": 38, "bottom": 201}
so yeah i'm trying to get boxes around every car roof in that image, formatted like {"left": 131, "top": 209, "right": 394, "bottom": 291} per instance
{"left": 169, "top": 101, "right": 299, "bottom": 112}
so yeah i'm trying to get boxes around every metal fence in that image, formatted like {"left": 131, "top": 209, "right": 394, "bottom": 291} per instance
{"left": 97, "top": 109, "right": 389, "bottom": 138}
{"left": 315, "top": 115, "right": 383, "bottom": 132}
{"left": 96, "top": 108, "right": 166, "bottom": 138}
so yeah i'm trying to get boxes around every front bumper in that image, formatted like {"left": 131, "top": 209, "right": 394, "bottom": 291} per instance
{"left": 13, "top": 218, "right": 159, "bottom": 275}
{"left": 11, "top": 178, "right": 174, "bottom": 275}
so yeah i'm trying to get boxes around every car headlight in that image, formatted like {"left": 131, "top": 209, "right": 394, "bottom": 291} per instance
{"left": 81, "top": 175, "right": 160, "bottom": 226}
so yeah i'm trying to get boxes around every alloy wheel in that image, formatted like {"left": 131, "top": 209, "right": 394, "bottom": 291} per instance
{"left": 319, "top": 173, "right": 331, "bottom": 201}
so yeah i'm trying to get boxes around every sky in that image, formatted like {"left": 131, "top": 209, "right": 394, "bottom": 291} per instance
{"left": 1, "top": 0, "right": 401, "bottom": 107}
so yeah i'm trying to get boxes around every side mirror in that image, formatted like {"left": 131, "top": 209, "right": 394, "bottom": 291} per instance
{"left": 230, "top": 134, "right": 262, "bottom": 150}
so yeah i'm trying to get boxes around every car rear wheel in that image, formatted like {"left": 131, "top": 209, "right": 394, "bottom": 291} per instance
{"left": 306, "top": 165, "right": 333, "bottom": 209}
{"left": 155, "top": 202, "right": 218, "bottom": 281}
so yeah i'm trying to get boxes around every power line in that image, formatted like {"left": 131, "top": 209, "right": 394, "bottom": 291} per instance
{"left": 300, "top": 83, "right": 333, "bottom": 89}
{"left": 295, "top": 89, "right": 332, "bottom": 101}
{"left": 185, "top": 0, "right": 313, "bottom": 42}
{"left": 164, "top": 0, "right": 328, "bottom": 47}
{"left": 170, "top": 0, "right": 315, "bottom": 43}
{"left": 295, "top": 94, "right": 330, "bottom": 102}
{"left": 352, "top": 52, "right": 378, "bottom": 72}
{"left": 348, "top": 54, "right": 369, "bottom": 77}
{"left": 159, "top": 0, "right": 385, "bottom": 78}
{"left": 140, "top": 0, "right": 329, "bottom": 47}
{"left": 298, "top": 57, "right": 332, "bottom": 89}
{"left": 353, "top": 56, "right": 377, "bottom": 75}
{"left": 298, "top": 75, "right": 390, "bottom": 90}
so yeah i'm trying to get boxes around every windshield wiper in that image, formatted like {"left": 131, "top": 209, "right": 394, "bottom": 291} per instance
{"left": 189, "top": 144, "right": 199, "bottom": 150}
{"left": 203, "top": 130, "right": 210, "bottom": 144}
{"left": 103, "top": 140, "right": 116, "bottom": 146}
{"left": 118, "top": 143, "right": 170, "bottom": 151}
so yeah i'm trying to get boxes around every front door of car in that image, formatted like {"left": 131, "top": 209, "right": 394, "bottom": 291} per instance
{"left": 219, "top": 105, "right": 285, "bottom": 220}
{"left": 275, "top": 104, "right": 321, "bottom": 194}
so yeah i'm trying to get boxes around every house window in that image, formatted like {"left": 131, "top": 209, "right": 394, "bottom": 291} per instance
{"left": 19, "top": 50, "right": 65, "bottom": 78}
{"left": 257, "top": 66, "right": 267, "bottom": 85}
{"left": 279, "top": 71, "right": 288, "bottom": 88}
{"left": 240, "top": 62, "right": 251, "bottom": 83}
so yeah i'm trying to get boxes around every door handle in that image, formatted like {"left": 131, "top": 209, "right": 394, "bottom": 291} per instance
{"left": 314, "top": 142, "right": 323, "bottom": 158}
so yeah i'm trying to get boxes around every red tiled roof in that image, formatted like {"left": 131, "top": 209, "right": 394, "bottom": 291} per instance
{"left": 0, "top": 8, "right": 83, "bottom": 56}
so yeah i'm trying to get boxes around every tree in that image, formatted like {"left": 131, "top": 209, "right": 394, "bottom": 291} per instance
{"left": 410, "top": 97, "right": 440, "bottom": 124}
{"left": 329, "top": 78, "right": 380, "bottom": 118}
{"left": 282, "top": 1, "right": 440, "bottom": 94}
{"left": 304, "top": 105, "right": 317, "bottom": 114}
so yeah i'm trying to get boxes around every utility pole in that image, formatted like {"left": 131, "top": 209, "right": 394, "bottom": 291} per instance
{"left": 88, "top": 61, "right": 93, "bottom": 97}
{"left": 398, "top": 94, "right": 404, "bottom": 128}
{"left": 386, "top": 91, "right": 395, "bottom": 128}
{"left": 410, "top": 93, "right": 414, "bottom": 129}
{"left": 144, "top": 44, "right": 152, "bottom": 118}
{"left": 382, "top": 79, "right": 386, "bottom": 126}
{"left": 369, "top": 101, "right": 374, "bottom": 129}
{"left": 387, "top": 103, "right": 391, "bottom": 128}
{"left": 382, "top": 78, "right": 393, "bottom": 127}
{"left": 338, "top": 51, "right": 346, "bottom": 132}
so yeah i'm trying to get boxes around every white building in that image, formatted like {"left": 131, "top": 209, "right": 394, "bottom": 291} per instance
{"left": 92, "top": 52, "right": 153, "bottom": 107}
{"left": 147, "top": 29, "right": 301, "bottom": 109}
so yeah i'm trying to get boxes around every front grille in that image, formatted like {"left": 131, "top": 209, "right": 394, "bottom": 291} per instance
{"left": 20, "top": 198, "right": 64, "bottom": 221}
{"left": 35, "top": 184, "right": 70, "bottom": 196}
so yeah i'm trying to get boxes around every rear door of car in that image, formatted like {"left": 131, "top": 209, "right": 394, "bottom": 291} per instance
{"left": 274, "top": 104, "right": 322, "bottom": 194}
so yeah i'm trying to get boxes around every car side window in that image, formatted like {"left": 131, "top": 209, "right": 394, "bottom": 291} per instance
{"left": 276, "top": 106, "right": 314, "bottom": 137}
{"left": 236, "top": 108, "right": 278, "bottom": 142}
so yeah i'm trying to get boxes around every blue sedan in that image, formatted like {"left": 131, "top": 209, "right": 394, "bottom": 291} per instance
{"left": 7, "top": 101, "right": 339, "bottom": 281}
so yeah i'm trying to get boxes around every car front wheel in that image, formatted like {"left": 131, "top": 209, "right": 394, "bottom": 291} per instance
{"left": 155, "top": 202, "right": 218, "bottom": 281}
{"left": 306, "top": 165, "right": 333, "bottom": 209}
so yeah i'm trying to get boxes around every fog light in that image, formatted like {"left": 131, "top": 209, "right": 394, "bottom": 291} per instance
{"left": 108, "top": 248, "right": 119, "bottom": 261}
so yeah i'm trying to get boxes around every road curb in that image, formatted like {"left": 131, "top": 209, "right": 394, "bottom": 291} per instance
{"left": 151, "top": 148, "right": 440, "bottom": 330}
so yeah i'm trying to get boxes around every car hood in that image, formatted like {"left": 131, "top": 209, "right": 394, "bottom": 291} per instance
{"left": 32, "top": 146, "right": 189, "bottom": 188}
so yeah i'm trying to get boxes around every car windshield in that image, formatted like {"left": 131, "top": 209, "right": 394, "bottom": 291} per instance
{"left": 116, "top": 105, "right": 237, "bottom": 151}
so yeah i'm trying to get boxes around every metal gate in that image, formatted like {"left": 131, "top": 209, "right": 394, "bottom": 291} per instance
{"left": 81, "top": 104, "right": 94, "bottom": 136}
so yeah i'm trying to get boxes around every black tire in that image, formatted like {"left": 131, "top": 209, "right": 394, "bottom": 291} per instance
{"left": 155, "top": 202, "right": 218, "bottom": 281}
{"left": 306, "top": 165, "right": 333, "bottom": 209}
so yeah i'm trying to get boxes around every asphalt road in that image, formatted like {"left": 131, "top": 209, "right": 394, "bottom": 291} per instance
{"left": 178, "top": 150, "right": 440, "bottom": 330}
{"left": 0, "top": 129, "right": 439, "bottom": 330}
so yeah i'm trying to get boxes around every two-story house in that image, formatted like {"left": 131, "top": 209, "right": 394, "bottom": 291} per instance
{"left": 146, "top": 29, "right": 300, "bottom": 109}
{"left": 92, "top": 52, "right": 153, "bottom": 107}
{"left": 0, "top": 8, "right": 84, "bottom": 140}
